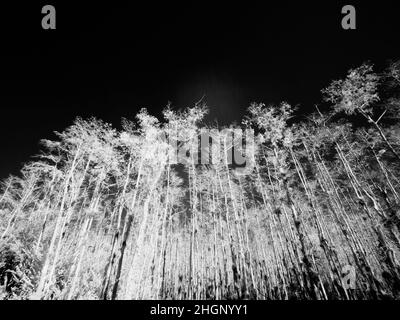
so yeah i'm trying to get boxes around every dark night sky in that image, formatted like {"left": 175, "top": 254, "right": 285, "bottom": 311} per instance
{"left": 0, "top": 2, "right": 400, "bottom": 179}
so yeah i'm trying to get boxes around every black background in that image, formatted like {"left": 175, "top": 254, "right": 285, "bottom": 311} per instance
{"left": 0, "top": 1, "right": 399, "bottom": 179}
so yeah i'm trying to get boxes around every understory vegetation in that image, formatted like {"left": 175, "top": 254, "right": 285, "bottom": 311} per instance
{"left": 1, "top": 61, "right": 400, "bottom": 299}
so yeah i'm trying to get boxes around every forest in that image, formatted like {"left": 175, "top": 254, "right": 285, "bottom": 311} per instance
{"left": 1, "top": 61, "right": 400, "bottom": 300}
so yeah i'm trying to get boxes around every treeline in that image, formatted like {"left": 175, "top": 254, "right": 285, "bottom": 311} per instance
{"left": 1, "top": 61, "right": 400, "bottom": 300}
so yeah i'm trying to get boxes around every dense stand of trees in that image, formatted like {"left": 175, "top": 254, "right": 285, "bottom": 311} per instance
{"left": 1, "top": 61, "right": 400, "bottom": 299}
